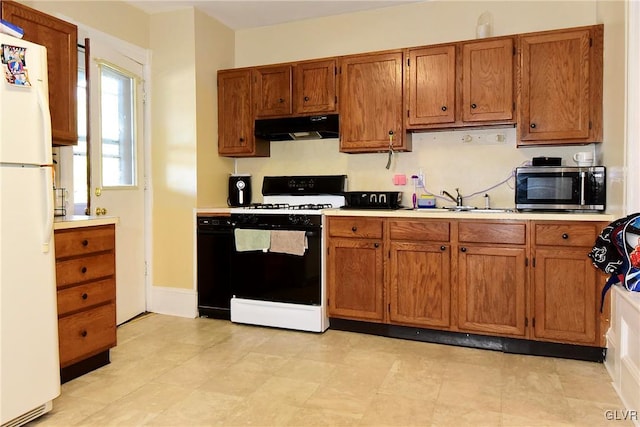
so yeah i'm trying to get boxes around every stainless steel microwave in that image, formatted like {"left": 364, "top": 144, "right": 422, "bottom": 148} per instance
{"left": 515, "top": 166, "right": 606, "bottom": 212}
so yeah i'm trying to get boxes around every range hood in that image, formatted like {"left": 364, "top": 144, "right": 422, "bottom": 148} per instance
{"left": 255, "top": 114, "right": 339, "bottom": 141}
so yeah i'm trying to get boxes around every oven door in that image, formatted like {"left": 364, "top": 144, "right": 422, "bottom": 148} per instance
{"left": 230, "top": 226, "right": 322, "bottom": 305}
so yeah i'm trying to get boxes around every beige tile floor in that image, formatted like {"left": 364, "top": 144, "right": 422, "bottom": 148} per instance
{"left": 33, "top": 313, "right": 632, "bottom": 427}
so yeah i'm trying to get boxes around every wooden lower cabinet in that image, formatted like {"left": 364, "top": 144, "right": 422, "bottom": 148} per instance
{"left": 54, "top": 224, "right": 116, "bottom": 380}
{"left": 326, "top": 218, "right": 384, "bottom": 321}
{"left": 531, "top": 221, "right": 607, "bottom": 346}
{"left": 326, "top": 216, "right": 607, "bottom": 351}
{"left": 388, "top": 218, "right": 451, "bottom": 328}
{"left": 389, "top": 241, "right": 451, "bottom": 328}
{"left": 457, "top": 245, "right": 527, "bottom": 337}
{"left": 456, "top": 220, "right": 527, "bottom": 337}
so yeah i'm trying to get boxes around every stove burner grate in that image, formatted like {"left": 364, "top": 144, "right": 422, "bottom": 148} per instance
{"left": 245, "top": 203, "right": 334, "bottom": 211}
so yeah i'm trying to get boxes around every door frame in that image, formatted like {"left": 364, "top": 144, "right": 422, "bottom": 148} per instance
{"left": 75, "top": 22, "right": 153, "bottom": 316}
{"left": 627, "top": 0, "right": 640, "bottom": 214}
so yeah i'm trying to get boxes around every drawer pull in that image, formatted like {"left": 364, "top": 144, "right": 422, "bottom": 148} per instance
{"left": 374, "top": 243, "right": 380, "bottom": 248}
{"left": 81, "top": 266, "right": 87, "bottom": 274}
{"left": 351, "top": 226, "right": 357, "bottom": 232}
{"left": 82, "top": 239, "right": 89, "bottom": 247}
{"left": 562, "top": 233, "right": 569, "bottom": 239}
{"left": 81, "top": 330, "right": 87, "bottom": 338}
{"left": 461, "top": 247, "right": 467, "bottom": 253}
{"left": 82, "top": 293, "right": 88, "bottom": 300}
{"left": 440, "top": 246, "right": 446, "bottom": 251}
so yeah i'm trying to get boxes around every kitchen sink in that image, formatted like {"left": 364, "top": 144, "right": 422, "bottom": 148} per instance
{"left": 410, "top": 207, "right": 516, "bottom": 213}
{"left": 446, "top": 207, "right": 516, "bottom": 213}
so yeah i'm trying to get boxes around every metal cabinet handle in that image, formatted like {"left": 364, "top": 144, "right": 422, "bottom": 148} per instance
{"left": 278, "top": 98, "right": 284, "bottom": 103}
{"left": 461, "top": 247, "right": 467, "bottom": 253}
{"left": 471, "top": 103, "right": 477, "bottom": 109}
{"left": 81, "top": 330, "right": 88, "bottom": 337}
{"left": 440, "top": 246, "right": 446, "bottom": 251}
{"left": 81, "top": 266, "right": 87, "bottom": 274}
{"left": 562, "top": 233, "right": 569, "bottom": 239}
{"left": 351, "top": 226, "right": 357, "bottom": 232}
{"left": 441, "top": 106, "right": 447, "bottom": 111}
{"left": 82, "top": 239, "right": 89, "bottom": 247}
{"left": 374, "top": 243, "right": 380, "bottom": 248}
{"left": 82, "top": 293, "right": 88, "bottom": 300}
{"left": 530, "top": 123, "right": 537, "bottom": 129}
{"left": 304, "top": 96, "right": 309, "bottom": 101}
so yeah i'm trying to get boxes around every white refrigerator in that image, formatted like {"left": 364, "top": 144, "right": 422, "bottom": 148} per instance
{"left": 0, "top": 34, "right": 61, "bottom": 426}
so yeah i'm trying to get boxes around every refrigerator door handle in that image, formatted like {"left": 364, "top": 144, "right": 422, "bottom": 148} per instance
{"left": 36, "top": 79, "right": 54, "bottom": 253}
{"left": 41, "top": 165, "right": 54, "bottom": 253}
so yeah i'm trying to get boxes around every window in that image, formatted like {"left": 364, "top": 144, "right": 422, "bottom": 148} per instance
{"left": 99, "top": 64, "right": 137, "bottom": 187}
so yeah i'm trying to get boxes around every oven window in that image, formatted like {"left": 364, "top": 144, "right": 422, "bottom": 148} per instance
{"left": 527, "top": 177, "right": 574, "bottom": 200}
{"left": 231, "top": 231, "right": 321, "bottom": 305}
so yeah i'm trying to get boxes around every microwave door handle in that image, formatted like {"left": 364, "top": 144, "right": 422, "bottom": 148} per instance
{"left": 580, "top": 171, "right": 586, "bottom": 205}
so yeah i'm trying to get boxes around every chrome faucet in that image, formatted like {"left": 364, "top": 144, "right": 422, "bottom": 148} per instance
{"left": 441, "top": 188, "right": 463, "bottom": 207}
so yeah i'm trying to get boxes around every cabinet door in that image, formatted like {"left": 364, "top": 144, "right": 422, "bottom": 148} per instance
{"left": 462, "top": 38, "right": 514, "bottom": 122}
{"left": 532, "top": 247, "right": 597, "bottom": 345}
{"left": 294, "top": 59, "right": 336, "bottom": 114}
{"left": 253, "top": 65, "right": 292, "bottom": 117}
{"left": 406, "top": 45, "right": 456, "bottom": 126}
{"left": 327, "top": 238, "right": 384, "bottom": 321}
{"left": 339, "top": 51, "right": 406, "bottom": 152}
{"left": 1, "top": 1, "right": 78, "bottom": 145}
{"left": 457, "top": 246, "right": 527, "bottom": 337}
{"left": 389, "top": 242, "right": 450, "bottom": 328}
{"left": 217, "top": 69, "right": 268, "bottom": 157}
{"left": 518, "top": 26, "right": 603, "bottom": 144}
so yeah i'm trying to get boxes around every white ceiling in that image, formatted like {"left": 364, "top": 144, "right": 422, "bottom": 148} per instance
{"left": 126, "top": 1, "right": 421, "bottom": 30}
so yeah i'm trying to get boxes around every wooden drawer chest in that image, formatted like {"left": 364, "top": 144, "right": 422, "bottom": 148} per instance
{"left": 54, "top": 224, "right": 116, "bottom": 382}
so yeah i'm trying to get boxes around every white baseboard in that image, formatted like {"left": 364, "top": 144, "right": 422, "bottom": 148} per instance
{"left": 149, "top": 286, "right": 197, "bottom": 318}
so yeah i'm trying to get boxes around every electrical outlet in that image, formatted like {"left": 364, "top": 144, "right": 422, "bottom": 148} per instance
{"left": 418, "top": 169, "right": 425, "bottom": 188}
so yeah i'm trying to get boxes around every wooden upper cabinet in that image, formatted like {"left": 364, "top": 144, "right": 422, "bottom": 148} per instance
{"left": 462, "top": 38, "right": 514, "bottom": 123}
{"left": 217, "top": 69, "right": 269, "bottom": 157}
{"left": 1, "top": 0, "right": 78, "bottom": 146}
{"left": 518, "top": 25, "right": 603, "bottom": 145}
{"left": 407, "top": 38, "right": 514, "bottom": 130}
{"left": 406, "top": 45, "right": 456, "bottom": 126}
{"left": 339, "top": 51, "right": 407, "bottom": 153}
{"left": 294, "top": 59, "right": 337, "bottom": 114}
{"left": 253, "top": 65, "right": 292, "bottom": 118}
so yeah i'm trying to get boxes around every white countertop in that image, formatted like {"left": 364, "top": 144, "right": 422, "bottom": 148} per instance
{"left": 322, "top": 208, "right": 614, "bottom": 222}
{"left": 196, "top": 206, "right": 614, "bottom": 222}
{"left": 54, "top": 215, "right": 119, "bottom": 230}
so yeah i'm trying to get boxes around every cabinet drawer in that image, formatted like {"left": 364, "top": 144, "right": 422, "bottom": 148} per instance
{"left": 56, "top": 252, "right": 115, "bottom": 287}
{"left": 534, "top": 223, "right": 600, "bottom": 247}
{"left": 328, "top": 217, "right": 383, "bottom": 239}
{"left": 458, "top": 221, "right": 526, "bottom": 245}
{"left": 389, "top": 220, "right": 450, "bottom": 241}
{"left": 58, "top": 302, "right": 116, "bottom": 367}
{"left": 55, "top": 225, "right": 115, "bottom": 259}
{"left": 57, "top": 278, "right": 115, "bottom": 316}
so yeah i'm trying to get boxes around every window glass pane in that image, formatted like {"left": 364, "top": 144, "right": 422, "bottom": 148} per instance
{"left": 101, "top": 65, "right": 136, "bottom": 187}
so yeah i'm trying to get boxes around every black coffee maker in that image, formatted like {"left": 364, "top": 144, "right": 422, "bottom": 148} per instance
{"left": 228, "top": 175, "right": 251, "bottom": 207}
